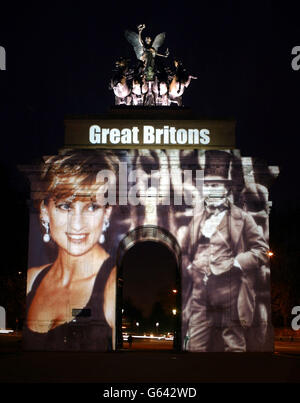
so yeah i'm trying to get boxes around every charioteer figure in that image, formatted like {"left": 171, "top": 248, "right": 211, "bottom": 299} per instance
{"left": 111, "top": 24, "right": 196, "bottom": 106}
{"left": 125, "top": 24, "right": 169, "bottom": 82}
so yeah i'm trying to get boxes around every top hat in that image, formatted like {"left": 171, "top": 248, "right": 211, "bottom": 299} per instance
{"left": 204, "top": 150, "right": 232, "bottom": 182}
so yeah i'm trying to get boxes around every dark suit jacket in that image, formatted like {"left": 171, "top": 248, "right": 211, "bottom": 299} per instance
{"left": 182, "top": 202, "right": 269, "bottom": 328}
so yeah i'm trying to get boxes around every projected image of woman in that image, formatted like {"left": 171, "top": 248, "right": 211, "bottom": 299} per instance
{"left": 23, "top": 151, "right": 118, "bottom": 351}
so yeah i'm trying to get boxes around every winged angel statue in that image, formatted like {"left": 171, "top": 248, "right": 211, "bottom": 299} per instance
{"left": 110, "top": 24, "right": 197, "bottom": 106}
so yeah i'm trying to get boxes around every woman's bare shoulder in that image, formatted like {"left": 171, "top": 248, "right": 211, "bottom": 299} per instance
{"left": 107, "top": 265, "right": 116, "bottom": 284}
{"left": 104, "top": 266, "right": 116, "bottom": 329}
{"left": 103, "top": 266, "right": 116, "bottom": 302}
{"left": 26, "top": 264, "right": 51, "bottom": 294}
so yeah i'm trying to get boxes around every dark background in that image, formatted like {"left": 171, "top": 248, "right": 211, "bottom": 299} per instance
{"left": 0, "top": 1, "right": 299, "bottom": 328}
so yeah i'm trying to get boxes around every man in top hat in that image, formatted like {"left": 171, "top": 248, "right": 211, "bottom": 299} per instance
{"left": 183, "top": 150, "right": 269, "bottom": 352}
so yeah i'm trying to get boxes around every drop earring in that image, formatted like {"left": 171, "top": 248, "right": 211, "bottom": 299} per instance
{"left": 99, "top": 215, "right": 110, "bottom": 244}
{"left": 42, "top": 221, "right": 50, "bottom": 243}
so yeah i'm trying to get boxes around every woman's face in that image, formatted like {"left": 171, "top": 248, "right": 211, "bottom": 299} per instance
{"left": 42, "top": 198, "right": 109, "bottom": 257}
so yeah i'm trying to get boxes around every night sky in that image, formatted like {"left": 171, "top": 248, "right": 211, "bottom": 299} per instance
{"left": 1, "top": 2, "right": 300, "bottom": 314}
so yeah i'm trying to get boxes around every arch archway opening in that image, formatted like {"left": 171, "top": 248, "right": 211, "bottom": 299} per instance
{"left": 116, "top": 226, "right": 181, "bottom": 351}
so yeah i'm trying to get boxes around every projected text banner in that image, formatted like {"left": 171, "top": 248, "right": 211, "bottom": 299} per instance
{"left": 64, "top": 119, "right": 236, "bottom": 149}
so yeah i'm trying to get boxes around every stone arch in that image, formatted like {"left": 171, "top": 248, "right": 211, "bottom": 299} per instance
{"left": 115, "top": 225, "right": 182, "bottom": 350}
{"left": 116, "top": 225, "right": 181, "bottom": 268}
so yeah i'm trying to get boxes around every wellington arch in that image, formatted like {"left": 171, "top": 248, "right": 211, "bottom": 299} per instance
{"left": 21, "top": 24, "right": 279, "bottom": 353}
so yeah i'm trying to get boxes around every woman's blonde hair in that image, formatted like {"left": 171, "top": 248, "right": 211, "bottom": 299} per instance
{"left": 36, "top": 150, "right": 119, "bottom": 208}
